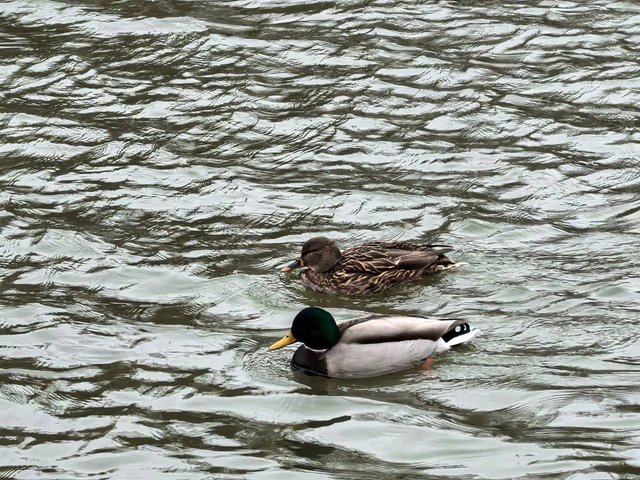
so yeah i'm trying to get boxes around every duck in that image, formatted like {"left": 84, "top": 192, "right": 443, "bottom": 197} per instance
{"left": 281, "top": 237, "right": 460, "bottom": 294}
{"left": 269, "top": 307, "right": 480, "bottom": 379}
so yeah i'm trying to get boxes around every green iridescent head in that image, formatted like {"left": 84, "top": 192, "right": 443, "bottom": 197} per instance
{"left": 270, "top": 307, "right": 341, "bottom": 351}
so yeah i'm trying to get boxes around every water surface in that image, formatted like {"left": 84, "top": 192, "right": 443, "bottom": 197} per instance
{"left": 1, "top": 0, "right": 640, "bottom": 478}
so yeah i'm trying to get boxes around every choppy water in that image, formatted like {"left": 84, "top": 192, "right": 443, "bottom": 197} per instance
{"left": 1, "top": 0, "right": 640, "bottom": 478}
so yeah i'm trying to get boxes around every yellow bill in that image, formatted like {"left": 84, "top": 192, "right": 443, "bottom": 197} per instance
{"left": 269, "top": 330, "right": 297, "bottom": 350}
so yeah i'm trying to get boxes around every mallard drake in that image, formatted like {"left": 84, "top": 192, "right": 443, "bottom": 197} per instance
{"left": 281, "top": 237, "right": 459, "bottom": 294}
{"left": 269, "top": 307, "right": 480, "bottom": 379}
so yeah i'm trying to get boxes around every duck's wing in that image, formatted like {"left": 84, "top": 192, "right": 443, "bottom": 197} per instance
{"left": 339, "top": 249, "right": 400, "bottom": 274}
{"left": 385, "top": 249, "right": 441, "bottom": 270}
{"left": 341, "top": 244, "right": 449, "bottom": 273}
{"left": 339, "top": 316, "right": 466, "bottom": 344}
{"left": 359, "top": 241, "right": 453, "bottom": 255}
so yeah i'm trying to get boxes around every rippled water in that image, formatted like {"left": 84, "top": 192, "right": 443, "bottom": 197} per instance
{"left": 1, "top": 0, "right": 640, "bottom": 478}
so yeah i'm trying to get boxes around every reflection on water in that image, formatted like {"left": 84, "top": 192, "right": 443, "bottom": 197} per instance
{"left": 1, "top": 0, "right": 640, "bottom": 477}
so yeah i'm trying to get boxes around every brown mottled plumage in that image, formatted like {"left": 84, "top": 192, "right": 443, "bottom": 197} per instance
{"left": 281, "top": 237, "right": 458, "bottom": 295}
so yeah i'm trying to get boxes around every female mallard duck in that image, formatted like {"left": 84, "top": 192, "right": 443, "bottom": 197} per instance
{"left": 269, "top": 307, "right": 480, "bottom": 379}
{"left": 281, "top": 237, "right": 459, "bottom": 294}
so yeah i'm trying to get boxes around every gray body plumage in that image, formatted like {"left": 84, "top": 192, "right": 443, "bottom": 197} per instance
{"left": 291, "top": 316, "right": 479, "bottom": 379}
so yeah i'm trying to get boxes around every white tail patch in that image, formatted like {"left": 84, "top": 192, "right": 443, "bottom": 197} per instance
{"left": 441, "top": 261, "right": 469, "bottom": 271}
{"left": 446, "top": 328, "right": 481, "bottom": 347}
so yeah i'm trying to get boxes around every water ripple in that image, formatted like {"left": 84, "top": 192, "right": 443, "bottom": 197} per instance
{"left": 1, "top": 0, "right": 640, "bottom": 478}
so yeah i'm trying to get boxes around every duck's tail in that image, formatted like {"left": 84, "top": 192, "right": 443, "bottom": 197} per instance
{"left": 435, "top": 260, "right": 468, "bottom": 272}
{"left": 427, "top": 244, "right": 454, "bottom": 255}
{"left": 444, "top": 261, "right": 468, "bottom": 269}
{"left": 442, "top": 323, "right": 481, "bottom": 347}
